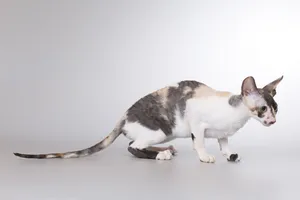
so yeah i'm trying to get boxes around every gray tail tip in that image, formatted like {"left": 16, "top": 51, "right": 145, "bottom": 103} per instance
{"left": 13, "top": 152, "right": 21, "bottom": 157}
{"left": 14, "top": 152, "right": 27, "bottom": 158}
{"left": 13, "top": 152, "right": 43, "bottom": 159}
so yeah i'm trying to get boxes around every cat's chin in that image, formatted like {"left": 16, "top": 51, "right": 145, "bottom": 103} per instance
{"left": 262, "top": 122, "right": 272, "bottom": 127}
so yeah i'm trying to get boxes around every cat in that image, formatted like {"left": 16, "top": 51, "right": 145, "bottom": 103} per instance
{"left": 14, "top": 75, "right": 283, "bottom": 163}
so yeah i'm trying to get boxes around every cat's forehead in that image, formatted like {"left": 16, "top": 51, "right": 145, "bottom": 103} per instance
{"left": 247, "top": 93, "right": 266, "bottom": 107}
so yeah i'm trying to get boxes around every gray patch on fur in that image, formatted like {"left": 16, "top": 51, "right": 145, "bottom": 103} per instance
{"left": 178, "top": 91, "right": 193, "bottom": 116}
{"left": 127, "top": 146, "right": 159, "bottom": 159}
{"left": 262, "top": 90, "right": 278, "bottom": 115}
{"left": 127, "top": 80, "right": 202, "bottom": 135}
{"left": 256, "top": 89, "right": 278, "bottom": 117}
{"left": 170, "top": 80, "right": 203, "bottom": 117}
{"left": 228, "top": 95, "right": 243, "bottom": 107}
{"left": 127, "top": 93, "right": 174, "bottom": 135}
{"left": 178, "top": 80, "right": 202, "bottom": 90}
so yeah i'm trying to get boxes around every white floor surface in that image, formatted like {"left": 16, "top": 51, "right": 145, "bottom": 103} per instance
{"left": 1, "top": 137, "right": 299, "bottom": 200}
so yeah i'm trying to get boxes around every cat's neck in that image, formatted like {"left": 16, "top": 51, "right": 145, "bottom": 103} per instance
{"left": 228, "top": 93, "right": 250, "bottom": 117}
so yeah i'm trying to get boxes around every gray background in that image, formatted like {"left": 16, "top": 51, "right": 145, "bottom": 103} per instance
{"left": 0, "top": 1, "right": 299, "bottom": 200}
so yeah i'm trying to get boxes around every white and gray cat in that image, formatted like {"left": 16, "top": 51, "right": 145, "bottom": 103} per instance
{"left": 14, "top": 75, "right": 283, "bottom": 163}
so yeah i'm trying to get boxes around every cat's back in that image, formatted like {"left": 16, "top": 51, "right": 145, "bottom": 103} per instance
{"left": 128, "top": 80, "right": 209, "bottom": 107}
{"left": 123, "top": 80, "right": 220, "bottom": 136}
{"left": 126, "top": 80, "right": 214, "bottom": 120}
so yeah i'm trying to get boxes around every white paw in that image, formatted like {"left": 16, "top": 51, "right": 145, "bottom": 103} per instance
{"left": 156, "top": 150, "right": 173, "bottom": 160}
{"left": 199, "top": 154, "right": 215, "bottom": 163}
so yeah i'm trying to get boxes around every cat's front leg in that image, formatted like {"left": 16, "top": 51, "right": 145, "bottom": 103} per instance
{"left": 218, "top": 137, "right": 241, "bottom": 162}
{"left": 191, "top": 123, "right": 215, "bottom": 163}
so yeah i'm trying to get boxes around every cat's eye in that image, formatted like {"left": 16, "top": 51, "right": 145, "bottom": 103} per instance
{"left": 260, "top": 106, "right": 267, "bottom": 112}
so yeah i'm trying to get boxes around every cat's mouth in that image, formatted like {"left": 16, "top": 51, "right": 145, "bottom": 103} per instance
{"left": 263, "top": 120, "right": 276, "bottom": 127}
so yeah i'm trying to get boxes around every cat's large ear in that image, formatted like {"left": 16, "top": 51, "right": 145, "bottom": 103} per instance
{"left": 241, "top": 76, "right": 259, "bottom": 96}
{"left": 262, "top": 75, "right": 283, "bottom": 97}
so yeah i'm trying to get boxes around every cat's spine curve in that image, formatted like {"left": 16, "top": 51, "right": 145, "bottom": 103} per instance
{"left": 13, "top": 118, "right": 126, "bottom": 159}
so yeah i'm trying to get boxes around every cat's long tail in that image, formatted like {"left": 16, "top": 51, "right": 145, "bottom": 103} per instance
{"left": 13, "top": 119, "right": 125, "bottom": 159}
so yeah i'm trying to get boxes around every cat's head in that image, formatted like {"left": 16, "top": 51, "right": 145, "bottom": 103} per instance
{"left": 241, "top": 75, "right": 283, "bottom": 127}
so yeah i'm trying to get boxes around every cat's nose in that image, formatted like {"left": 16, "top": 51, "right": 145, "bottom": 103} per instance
{"left": 269, "top": 119, "right": 276, "bottom": 125}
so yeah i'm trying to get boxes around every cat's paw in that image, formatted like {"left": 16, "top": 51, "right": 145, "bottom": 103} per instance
{"left": 199, "top": 154, "right": 215, "bottom": 163}
{"left": 156, "top": 150, "right": 173, "bottom": 160}
{"left": 227, "top": 153, "right": 241, "bottom": 162}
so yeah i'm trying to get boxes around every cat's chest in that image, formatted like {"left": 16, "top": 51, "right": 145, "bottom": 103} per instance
{"left": 185, "top": 96, "right": 250, "bottom": 138}
{"left": 188, "top": 96, "right": 249, "bottom": 126}
{"left": 204, "top": 116, "right": 250, "bottom": 138}
{"left": 210, "top": 115, "right": 249, "bottom": 129}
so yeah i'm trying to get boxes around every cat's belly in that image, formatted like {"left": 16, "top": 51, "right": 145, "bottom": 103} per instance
{"left": 172, "top": 124, "right": 191, "bottom": 138}
{"left": 204, "top": 129, "right": 236, "bottom": 138}
{"left": 171, "top": 110, "right": 191, "bottom": 138}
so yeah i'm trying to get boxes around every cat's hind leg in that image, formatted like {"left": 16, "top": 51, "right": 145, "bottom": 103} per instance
{"left": 127, "top": 136, "right": 176, "bottom": 160}
{"left": 124, "top": 122, "right": 174, "bottom": 160}
{"left": 128, "top": 140, "right": 177, "bottom": 159}
{"left": 128, "top": 142, "right": 174, "bottom": 160}
{"left": 146, "top": 145, "right": 177, "bottom": 156}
